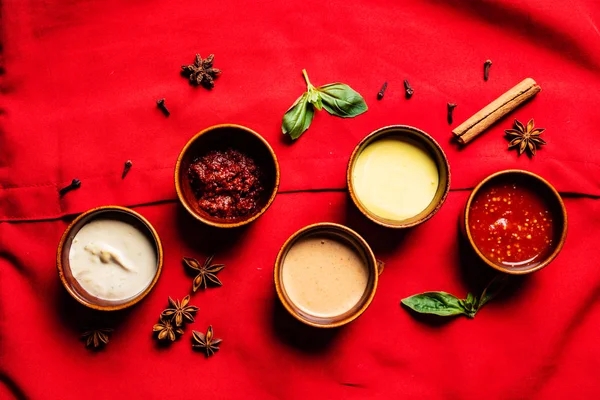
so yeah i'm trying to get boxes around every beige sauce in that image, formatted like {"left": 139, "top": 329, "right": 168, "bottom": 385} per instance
{"left": 282, "top": 234, "right": 369, "bottom": 318}
{"left": 69, "top": 218, "right": 157, "bottom": 301}
{"left": 352, "top": 136, "right": 439, "bottom": 221}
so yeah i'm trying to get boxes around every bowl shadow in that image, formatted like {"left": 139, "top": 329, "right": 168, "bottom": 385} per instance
{"left": 455, "top": 218, "right": 530, "bottom": 303}
{"left": 343, "top": 195, "right": 409, "bottom": 258}
{"left": 55, "top": 288, "right": 134, "bottom": 342}
{"left": 271, "top": 295, "right": 341, "bottom": 353}
{"left": 175, "top": 204, "right": 250, "bottom": 254}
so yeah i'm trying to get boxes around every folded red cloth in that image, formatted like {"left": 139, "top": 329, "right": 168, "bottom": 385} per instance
{"left": 1, "top": 0, "right": 599, "bottom": 398}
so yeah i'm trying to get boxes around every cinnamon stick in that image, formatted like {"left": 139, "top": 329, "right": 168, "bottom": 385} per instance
{"left": 452, "top": 78, "right": 541, "bottom": 145}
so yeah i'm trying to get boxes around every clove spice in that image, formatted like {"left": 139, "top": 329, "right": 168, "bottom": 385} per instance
{"left": 447, "top": 103, "right": 457, "bottom": 124}
{"left": 156, "top": 98, "right": 170, "bottom": 117}
{"left": 122, "top": 160, "right": 133, "bottom": 179}
{"left": 59, "top": 179, "right": 81, "bottom": 197}
{"left": 377, "top": 82, "right": 388, "bottom": 100}
{"left": 484, "top": 60, "right": 492, "bottom": 81}
{"left": 404, "top": 79, "right": 414, "bottom": 99}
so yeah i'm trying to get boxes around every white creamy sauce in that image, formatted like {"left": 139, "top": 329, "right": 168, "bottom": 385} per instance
{"left": 352, "top": 136, "right": 439, "bottom": 221}
{"left": 69, "top": 218, "right": 157, "bottom": 301}
{"left": 282, "top": 235, "right": 369, "bottom": 318}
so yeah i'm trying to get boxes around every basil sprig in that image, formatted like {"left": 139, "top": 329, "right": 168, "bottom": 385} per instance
{"left": 401, "top": 275, "right": 509, "bottom": 319}
{"left": 282, "top": 69, "right": 368, "bottom": 140}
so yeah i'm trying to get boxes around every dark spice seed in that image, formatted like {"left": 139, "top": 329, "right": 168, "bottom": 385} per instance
{"left": 59, "top": 179, "right": 81, "bottom": 196}
{"left": 447, "top": 103, "right": 457, "bottom": 124}
{"left": 404, "top": 79, "right": 414, "bottom": 99}
{"left": 122, "top": 160, "right": 133, "bottom": 179}
{"left": 377, "top": 82, "right": 388, "bottom": 100}
{"left": 156, "top": 98, "right": 170, "bottom": 117}
{"left": 484, "top": 60, "right": 492, "bottom": 81}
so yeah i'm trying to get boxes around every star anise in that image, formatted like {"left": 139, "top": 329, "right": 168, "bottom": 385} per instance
{"left": 161, "top": 295, "right": 199, "bottom": 327}
{"left": 192, "top": 325, "right": 222, "bottom": 357}
{"left": 81, "top": 328, "right": 113, "bottom": 349}
{"left": 183, "top": 255, "right": 225, "bottom": 292}
{"left": 181, "top": 54, "right": 221, "bottom": 89}
{"left": 505, "top": 118, "right": 546, "bottom": 156}
{"left": 153, "top": 317, "right": 184, "bottom": 342}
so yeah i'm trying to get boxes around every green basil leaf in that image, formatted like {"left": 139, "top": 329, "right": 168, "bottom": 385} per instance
{"left": 465, "top": 292, "right": 479, "bottom": 312}
{"left": 459, "top": 296, "right": 477, "bottom": 319}
{"left": 317, "top": 83, "right": 368, "bottom": 118}
{"left": 479, "top": 275, "right": 509, "bottom": 308}
{"left": 466, "top": 292, "right": 475, "bottom": 308}
{"left": 307, "top": 87, "right": 323, "bottom": 111}
{"left": 282, "top": 92, "right": 315, "bottom": 140}
{"left": 401, "top": 292, "right": 467, "bottom": 317}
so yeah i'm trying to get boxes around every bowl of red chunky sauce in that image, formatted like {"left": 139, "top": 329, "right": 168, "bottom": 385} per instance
{"left": 464, "top": 170, "right": 567, "bottom": 274}
{"left": 175, "top": 124, "right": 280, "bottom": 228}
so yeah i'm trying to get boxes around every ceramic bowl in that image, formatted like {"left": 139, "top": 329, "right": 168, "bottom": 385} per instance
{"left": 274, "top": 222, "right": 382, "bottom": 328}
{"left": 464, "top": 170, "right": 567, "bottom": 274}
{"left": 347, "top": 125, "right": 451, "bottom": 228}
{"left": 56, "top": 205, "right": 163, "bottom": 311}
{"left": 175, "top": 124, "right": 280, "bottom": 228}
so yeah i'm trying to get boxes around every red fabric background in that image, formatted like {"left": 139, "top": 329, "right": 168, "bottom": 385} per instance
{"left": 1, "top": 0, "right": 599, "bottom": 398}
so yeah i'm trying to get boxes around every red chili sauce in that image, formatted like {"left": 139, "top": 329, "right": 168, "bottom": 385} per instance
{"left": 188, "top": 148, "right": 264, "bottom": 219}
{"left": 469, "top": 182, "right": 555, "bottom": 268}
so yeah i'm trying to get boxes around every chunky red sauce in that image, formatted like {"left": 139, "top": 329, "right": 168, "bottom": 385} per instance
{"left": 188, "top": 148, "right": 264, "bottom": 219}
{"left": 469, "top": 182, "right": 554, "bottom": 268}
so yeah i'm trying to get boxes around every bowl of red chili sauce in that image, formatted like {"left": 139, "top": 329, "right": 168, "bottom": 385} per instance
{"left": 464, "top": 170, "right": 567, "bottom": 274}
{"left": 175, "top": 124, "right": 280, "bottom": 228}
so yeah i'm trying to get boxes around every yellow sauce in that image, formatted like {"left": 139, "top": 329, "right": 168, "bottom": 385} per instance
{"left": 352, "top": 136, "right": 439, "bottom": 221}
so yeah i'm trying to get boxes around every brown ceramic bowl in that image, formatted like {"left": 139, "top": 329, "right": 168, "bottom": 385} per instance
{"left": 274, "top": 223, "right": 382, "bottom": 328}
{"left": 57, "top": 206, "right": 163, "bottom": 311}
{"left": 347, "top": 125, "right": 451, "bottom": 228}
{"left": 175, "top": 124, "right": 280, "bottom": 228}
{"left": 464, "top": 170, "right": 567, "bottom": 275}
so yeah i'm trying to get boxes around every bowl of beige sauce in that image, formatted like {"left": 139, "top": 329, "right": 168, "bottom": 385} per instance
{"left": 274, "top": 223, "right": 381, "bottom": 328}
{"left": 57, "top": 206, "right": 163, "bottom": 311}
{"left": 347, "top": 125, "right": 450, "bottom": 228}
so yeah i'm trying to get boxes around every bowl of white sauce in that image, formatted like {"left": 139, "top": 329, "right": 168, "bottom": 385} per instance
{"left": 347, "top": 125, "right": 450, "bottom": 229}
{"left": 57, "top": 206, "right": 163, "bottom": 311}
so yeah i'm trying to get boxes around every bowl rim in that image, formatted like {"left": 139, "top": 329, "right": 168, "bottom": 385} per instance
{"left": 56, "top": 205, "right": 164, "bottom": 311}
{"left": 347, "top": 124, "right": 451, "bottom": 229}
{"left": 174, "top": 123, "right": 280, "bottom": 228}
{"left": 274, "top": 222, "right": 379, "bottom": 328}
{"left": 464, "top": 169, "right": 568, "bottom": 275}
